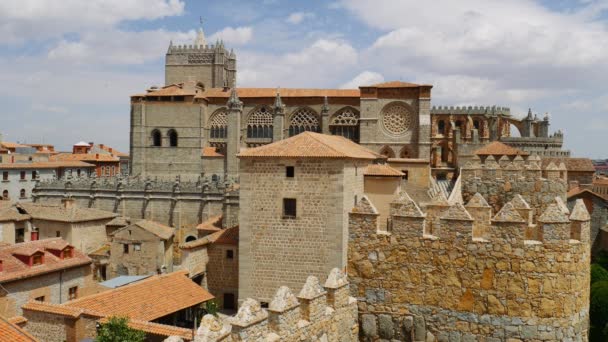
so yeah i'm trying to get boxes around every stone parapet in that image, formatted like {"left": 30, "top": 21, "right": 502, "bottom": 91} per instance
{"left": 348, "top": 192, "right": 591, "bottom": 341}
{"left": 193, "top": 269, "right": 358, "bottom": 342}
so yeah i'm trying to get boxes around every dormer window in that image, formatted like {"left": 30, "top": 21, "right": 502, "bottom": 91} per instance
{"left": 62, "top": 247, "right": 74, "bottom": 259}
{"left": 32, "top": 253, "right": 43, "bottom": 266}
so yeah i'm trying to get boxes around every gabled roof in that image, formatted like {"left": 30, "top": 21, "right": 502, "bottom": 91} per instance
{"left": 0, "top": 206, "right": 31, "bottom": 222}
{"left": 465, "top": 193, "right": 490, "bottom": 208}
{"left": 238, "top": 132, "right": 383, "bottom": 160}
{"left": 196, "top": 215, "right": 223, "bottom": 233}
{"left": 474, "top": 141, "right": 529, "bottom": 156}
{"left": 64, "top": 271, "right": 213, "bottom": 321}
{"left": 0, "top": 316, "right": 38, "bottom": 342}
{"left": 492, "top": 202, "right": 525, "bottom": 223}
{"left": 367, "top": 81, "right": 431, "bottom": 88}
{"left": 541, "top": 157, "right": 595, "bottom": 172}
{"left": 126, "top": 220, "right": 175, "bottom": 240}
{"left": 0, "top": 238, "right": 91, "bottom": 284}
{"left": 17, "top": 203, "right": 117, "bottom": 223}
{"left": 50, "top": 153, "right": 119, "bottom": 162}
{"left": 364, "top": 164, "right": 404, "bottom": 177}
{"left": 202, "top": 146, "right": 224, "bottom": 157}
{"left": 197, "top": 87, "right": 360, "bottom": 99}
{"left": 0, "top": 161, "right": 95, "bottom": 170}
{"left": 145, "top": 83, "right": 198, "bottom": 97}
{"left": 181, "top": 226, "right": 238, "bottom": 249}
{"left": 567, "top": 187, "right": 608, "bottom": 202}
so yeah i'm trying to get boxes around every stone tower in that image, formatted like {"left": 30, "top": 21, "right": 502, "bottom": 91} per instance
{"left": 165, "top": 25, "right": 236, "bottom": 88}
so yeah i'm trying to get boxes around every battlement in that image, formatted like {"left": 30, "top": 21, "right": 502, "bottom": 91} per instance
{"left": 431, "top": 105, "right": 510, "bottom": 116}
{"left": 348, "top": 193, "right": 590, "bottom": 340}
{"left": 192, "top": 269, "right": 358, "bottom": 341}
{"left": 460, "top": 155, "right": 567, "bottom": 182}
{"left": 167, "top": 43, "right": 234, "bottom": 58}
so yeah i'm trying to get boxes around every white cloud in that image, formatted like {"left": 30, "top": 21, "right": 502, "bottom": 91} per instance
{"left": 238, "top": 39, "right": 358, "bottom": 87}
{"left": 208, "top": 26, "right": 253, "bottom": 45}
{"left": 286, "top": 12, "right": 314, "bottom": 24}
{"left": 0, "top": 0, "right": 185, "bottom": 44}
{"left": 340, "top": 71, "right": 384, "bottom": 88}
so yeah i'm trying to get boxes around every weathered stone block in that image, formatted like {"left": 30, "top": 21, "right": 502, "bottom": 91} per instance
{"left": 378, "top": 314, "right": 394, "bottom": 340}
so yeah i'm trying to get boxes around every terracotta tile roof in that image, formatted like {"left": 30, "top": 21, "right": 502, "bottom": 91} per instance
{"left": 197, "top": 87, "right": 360, "bottom": 99}
{"left": 541, "top": 157, "right": 596, "bottom": 172}
{"left": 129, "top": 220, "right": 175, "bottom": 240}
{"left": 202, "top": 146, "right": 224, "bottom": 157}
{"left": 364, "top": 164, "right": 404, "bottom": 177}
{"left": 238, "top": 132, "right": 383, "bottom": 160}
{"left": 0, "top": 161, "right": 95, "bottom": 169}
{"left": 0, "top": 316, "right": 38, "bottom": 342}
{"left": 106, "top": 216, "right": 130, "bottom": 227}
{"left": 368, "top": 81, "right": 429, "bottom": 88}
{"left": 18, "top": 202, "right": 117, "bottom": 223}
{"left": 387, "top": 158, "right": 429, "bottom": 164}
{"left": 94, "top": 144, "right": 129, "bottom": 157}
{"left": 64, "top": 271, "right": 214, "bottom": 321}
{"left": 567, "top": 187, "right": 608, "bottom": 201}
{"left": 98, "top": 317, "right": 193, "bottom": 340}
{"left": 88, "top": 243, "right": 111, "bottom": 257}
{"left": 0, "top": 206, "right": 31, "bottom": 222}
{"left": 8, "top": 316, "right": 27, "bottom": 325}
{"left": 50, "top": 153, "right": 119, "bottom": 162}
{"left": 196, "top": 216, "right": 223, "bottom": 232}
{"left": 474, "top": 142, "right": 529, "bottom": 156}
{"left": 0, "top": 238, "right": 91, "bottom": 283}
{"left": 0, "top": 142, "right": 27, "bottom": 149}
{"left": 22, "top": 301, "right": 85, "bottom": 318}
{"left": 143, "top": 83, "right": 198, "bottom": 97}
{"left": 181, "top": 226, "right": 238, "bottom": 249}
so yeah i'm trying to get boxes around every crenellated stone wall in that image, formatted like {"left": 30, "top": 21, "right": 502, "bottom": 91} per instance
{"left": 348, "top": 192, "right": 591, "bottom": 341}
{"left": 461, "top": 155, "right": 568, "bottom": 217}
{"left": 187, "top": 269, "right": 358, "bottom": 342}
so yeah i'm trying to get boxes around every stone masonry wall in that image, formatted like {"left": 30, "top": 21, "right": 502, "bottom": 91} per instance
{"left": 192, "top": 269, "right": 358, "bottom": 342}
{"left": 33, "top": 175, "right": 231, "bottom": 229}
{"left": 239, "top": 158, "right": 366, "bottom": 302}
{"left": 348, "top": 193, "right": 590, "bottom": 341}
{"left": 461, "top": 157, "right": 567, "bottom": 217}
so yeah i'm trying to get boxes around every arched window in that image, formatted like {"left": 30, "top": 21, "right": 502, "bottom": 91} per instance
{"left": 2, "top": 190, "right": 9, "bottom": 200}
{"left": 20, "top": 189, "right": 25, "bottom": 198}
{"left": 247, "top": 106, "right": 273, "bottom": 139}
{"left": 379, "top": 146, "right": 395, "bottom": 158}
{"left": 473, "top": 119, "right": 480, "bottom": 130}
{"left": 330, "top": 107, "right": 360, "bottom": 142}
{"left": 399, "top": 146, "right": 411, "bottom": 158}
{"left": 168, "top": 129, "right": 178, "bottom": 147}
{"left": 289, "top": 108, "right": 320, "bottom": 137}
{"left": 438, "top": 120, "right": 445, "bottom": 135}
{"left": 209, "top": 110, "right": 228, "bottom": 139}
{"left": 151, "top": 129, "right": 162, "bottom": 147}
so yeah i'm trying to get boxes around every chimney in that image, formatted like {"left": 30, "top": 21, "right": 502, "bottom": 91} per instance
{"left": 61, "top": 197, "right": 75, "bottom": 210}
{"left": 95, "top": 153, "right": 99, "bottom": 159}
{"left": 99, "top": 144, "right": 104, "bottom": 149}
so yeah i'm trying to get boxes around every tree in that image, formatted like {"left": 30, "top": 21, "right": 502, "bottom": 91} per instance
{"left": 591, "top": 264, "right": 608, "bottom": 285}
{"left": 96, "top": 316, "right": 145, "bottom": 342}
{"left": 590, "top": 281, "right": 608, "bottom": 329}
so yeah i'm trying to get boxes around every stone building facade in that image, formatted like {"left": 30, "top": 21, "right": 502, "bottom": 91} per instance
{"left": 0, "top": 238, "right": 98, "bottom": 318}
{"left": 109, "top": 219, "right": 175, "bottom": 278}
{"left": 237, "top": 132, "right": 380, "bottom": 303}
{"left": 348, "top": 191, "right": 590, "bottom": 341}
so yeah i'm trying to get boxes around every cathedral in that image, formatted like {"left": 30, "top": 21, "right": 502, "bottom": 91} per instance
{"left": 129, "top": 25, "right": 568, "bottom": 181}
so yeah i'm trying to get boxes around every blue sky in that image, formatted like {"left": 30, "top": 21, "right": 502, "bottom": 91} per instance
{"left": 0, "top": 0, "right": 607, "bottom": 157}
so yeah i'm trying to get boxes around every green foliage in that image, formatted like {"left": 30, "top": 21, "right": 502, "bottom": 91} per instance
{"left": 591, "top": 281, "right": 608, "bottom": 329}
{"left": 594, "top": 251, "right": 608, "bottom": 270}
{"left": 205, "top": 300, "right": 219, "bottom": 317}
{"left": 96, "top": 316, "right": 146, "bottom": 342}
{"left": 592, "top": 264, "right": 608, "bottom": 285}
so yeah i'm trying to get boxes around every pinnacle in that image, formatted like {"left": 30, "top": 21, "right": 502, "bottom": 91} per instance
{"left": 508, "top": 194, "right": 530, "bottom": 210}
{"left": 429, "top": 192, "right": 449, "bottom": 206}
{"left": 538, "top": 203, "right": 569, "bottom": 223}
{"left": 569, "top": 199, "right": 591, "bottom": 221}
{"left": 441, "top": 202, "right": 474, "bottom": 221}
{"left": 465, "top": 193, "right": 491, "bottom": 208}
{"left": 297, "top": 276, "right": 326, "bottom": 300}
{"left": 352, "top": 195, "right": 378, "bottom": 215}
{"left": 391, "top": 191, "right": 425, "bottom": 217}
{"left": 269, "top": 286, "right": 299, "bottom": 312}
{"left": 492, "top": 202, "right": 525, "bottom": 223}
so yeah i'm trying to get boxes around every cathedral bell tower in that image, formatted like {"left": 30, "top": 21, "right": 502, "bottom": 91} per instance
{"left": 165, "top": 22, "right": 237, "bottom": 88}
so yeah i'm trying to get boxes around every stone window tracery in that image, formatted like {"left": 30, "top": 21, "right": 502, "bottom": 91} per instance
{"left": 329, "top": 108, "right": 360, "bottom": 142}
{"left": 381, "top": 103, "right": 413, "bottom": 136}
{"left": 289, "top": 108, "right": 320, "bottom": 137}
{"left": 247, "top": 106, "right": 273, "bottom": 139}
{"left": 209, "top": 109, "right": 228, "bottom": 139}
